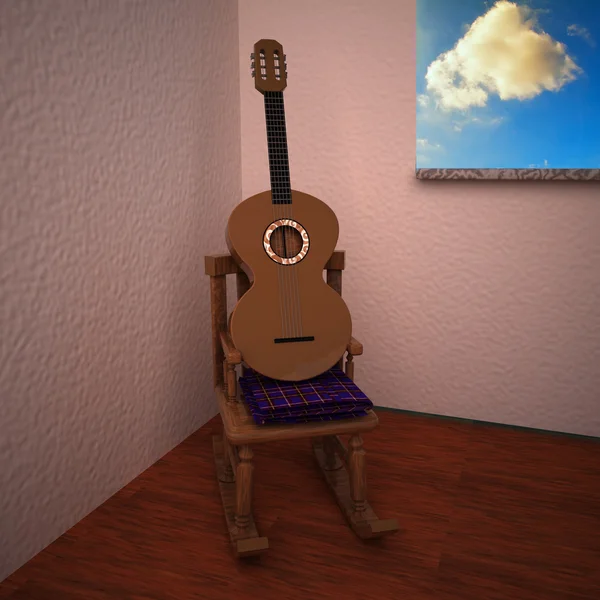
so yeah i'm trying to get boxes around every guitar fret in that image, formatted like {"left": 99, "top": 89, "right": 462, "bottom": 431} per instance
{"left": 264, "top": 91, "right": 292, "bottom": 205}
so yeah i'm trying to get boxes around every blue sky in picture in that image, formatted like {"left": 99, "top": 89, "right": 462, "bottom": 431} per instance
{"left": 416, "top": 0, "right": 600, "bottom": 169}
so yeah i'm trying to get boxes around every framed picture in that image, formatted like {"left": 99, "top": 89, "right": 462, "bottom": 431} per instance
{"left": 416, "top": 0, "right": 600, "bottom": 180}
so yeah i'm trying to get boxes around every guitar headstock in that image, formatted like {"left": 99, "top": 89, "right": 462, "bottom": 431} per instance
{"left": 251, "top": 39, "right": 288, "bottom": 93}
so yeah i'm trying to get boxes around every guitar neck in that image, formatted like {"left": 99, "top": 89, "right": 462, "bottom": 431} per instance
{"left": 264, "top": 91, "right": 292, "bottom": 205}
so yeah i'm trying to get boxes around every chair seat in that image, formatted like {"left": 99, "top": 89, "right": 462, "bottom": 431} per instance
{"left": 216, "top": 382, "right": 379, "bottom": 446}
{"left": 239, "top": 367, "right": 373, "bottom": 425}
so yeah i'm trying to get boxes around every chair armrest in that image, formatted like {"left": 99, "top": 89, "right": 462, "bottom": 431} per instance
{"left": 219, "top": 331, "right": 242, "bottom": 364}
{"left": 347, "top": 336, "right": 363, "bottom": 356}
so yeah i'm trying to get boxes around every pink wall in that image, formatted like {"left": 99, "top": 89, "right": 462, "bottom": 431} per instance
{"left": 239, "top": 0, "right": 600, "bottom": 436}
{"left": 0, "top": 0, "right": 240, "bottom": 581}
{"left": 2, "top": 0, "right": 599, "bottom": 585}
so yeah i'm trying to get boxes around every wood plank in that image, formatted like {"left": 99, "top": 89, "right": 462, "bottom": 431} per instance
{"left": 219, "top": 331, "right": 242, "bottom": 364}
{"left": 325, "top": 250, "right": 345, "bottom": 271}
{"left": 204, "top": 254, "right": 239, "bottom": 277}
{"left": 209, "top": 275, "right": 227, "bottom": 388}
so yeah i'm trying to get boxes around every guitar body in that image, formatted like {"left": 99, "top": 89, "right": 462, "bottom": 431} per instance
{"left": 227, "top": 39, "right": 351, "bottom": 380}
{"left": 227, "top": 189, "right": 351, "bottom": 381}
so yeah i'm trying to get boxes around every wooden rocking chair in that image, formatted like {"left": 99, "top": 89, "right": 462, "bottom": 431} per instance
{"left": 204, "top": 250, "right": 399, "bottom": 557}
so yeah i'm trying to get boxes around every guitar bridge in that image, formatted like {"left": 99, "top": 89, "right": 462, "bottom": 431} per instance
{"left": 274, "top": 336, "right": 315, "bottom": 344}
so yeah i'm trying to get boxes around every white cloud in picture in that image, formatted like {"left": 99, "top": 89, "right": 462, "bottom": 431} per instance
{"left": 425, "top": 1, "right": 581, "bottom": 111}
{"left": 416, "top": 138, "right": 444, "bottom": 165}
{"left": 567, "top": 24, "right": 595, "bottom": 47}
{"left": 416, "top": 0, "right": 599, "bottom": 171}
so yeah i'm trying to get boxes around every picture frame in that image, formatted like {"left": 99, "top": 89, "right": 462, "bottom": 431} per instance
{"left": 416, "top": 0, "right": 600, "bottom": 181}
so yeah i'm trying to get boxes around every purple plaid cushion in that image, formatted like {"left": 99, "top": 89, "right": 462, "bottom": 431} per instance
{"left": 239, "top": 367, "right": 373, "bottom": 426}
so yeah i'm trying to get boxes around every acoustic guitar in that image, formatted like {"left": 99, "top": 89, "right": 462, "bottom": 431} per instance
{"left": 226, "top": 39, "right": 352, "bottom": 381}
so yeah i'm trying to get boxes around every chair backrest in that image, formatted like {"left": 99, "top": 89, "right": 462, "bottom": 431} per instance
{"left": 204, "top": 251, "right": 346, "bottom": 388}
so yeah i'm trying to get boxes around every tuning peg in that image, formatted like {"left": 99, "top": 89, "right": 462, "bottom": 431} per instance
{"left": 250, "top": 52, "right": 255, "bottom": 59}
{"left": 283, "top": 54, "right": 286, "bottom": 60}
{"left": 251, "top": 61, "right": 255, "bottom": 68}
{"left": 251, "top": 70, "right": 255, "bottom": 77}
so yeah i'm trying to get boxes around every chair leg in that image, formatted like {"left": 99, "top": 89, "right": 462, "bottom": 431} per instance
{"left": 348, "top": 434, "right": 367, "bottom": 519}
{"left": 323, "top": 435, "right": 343, "bottom": 471}
{"left": 212, "top": 436, "right": 269, "bottom": 557}
{"left": 219, "top": 434, "right": 235, "bottom": 483}
{"left": 234, "top": 445, "right": 253, "bottom": 534}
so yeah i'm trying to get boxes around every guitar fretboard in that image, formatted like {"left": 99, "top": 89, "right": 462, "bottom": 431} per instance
{"left": 264, "top": 91, "right": 292, "bottom": 205}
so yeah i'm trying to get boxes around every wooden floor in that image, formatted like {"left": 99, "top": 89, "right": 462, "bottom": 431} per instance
{"left": 2, "top": 410, "right": 599, "bottom": 600}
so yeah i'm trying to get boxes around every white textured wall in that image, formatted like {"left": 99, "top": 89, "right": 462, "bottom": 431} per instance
{"left": 0, "top": 0, "right": 240, "bottom": 580}
{"left": 239, "top": 0, "right": 600, "bottom": 437}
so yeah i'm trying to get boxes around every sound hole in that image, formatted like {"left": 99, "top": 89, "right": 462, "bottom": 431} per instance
{"left": 270, "top": 226, "right": 303, "bottom": 259}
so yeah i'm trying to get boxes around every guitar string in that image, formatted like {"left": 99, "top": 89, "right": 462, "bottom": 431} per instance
{"left": 283, "top": 203, "right": 300, "bottom": 338}
{"left": 270, "top": 93, "right": 296, "bottom": 337}
{"left": 265, "top": 88, "right": 290, "bottom": 339}
{"left": 272, "top": 90, "right": 303, "bottom": 338}
{"left": 260, "top": 60, "right": 286, "bottom": 338}
{"left": 267, "top": 90, "right": 289, "bottom": 338}
{"left": 283, "top": 91, "right": 304, "bottom": 339}
{"left": 275, "top": 92, "right": 295, "bottom": 338}
{"left": 271, "top": 183, "right": 286, "bottom": 337}
{"left": 268, "top": 89, "right": 296, "bottom": 339}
